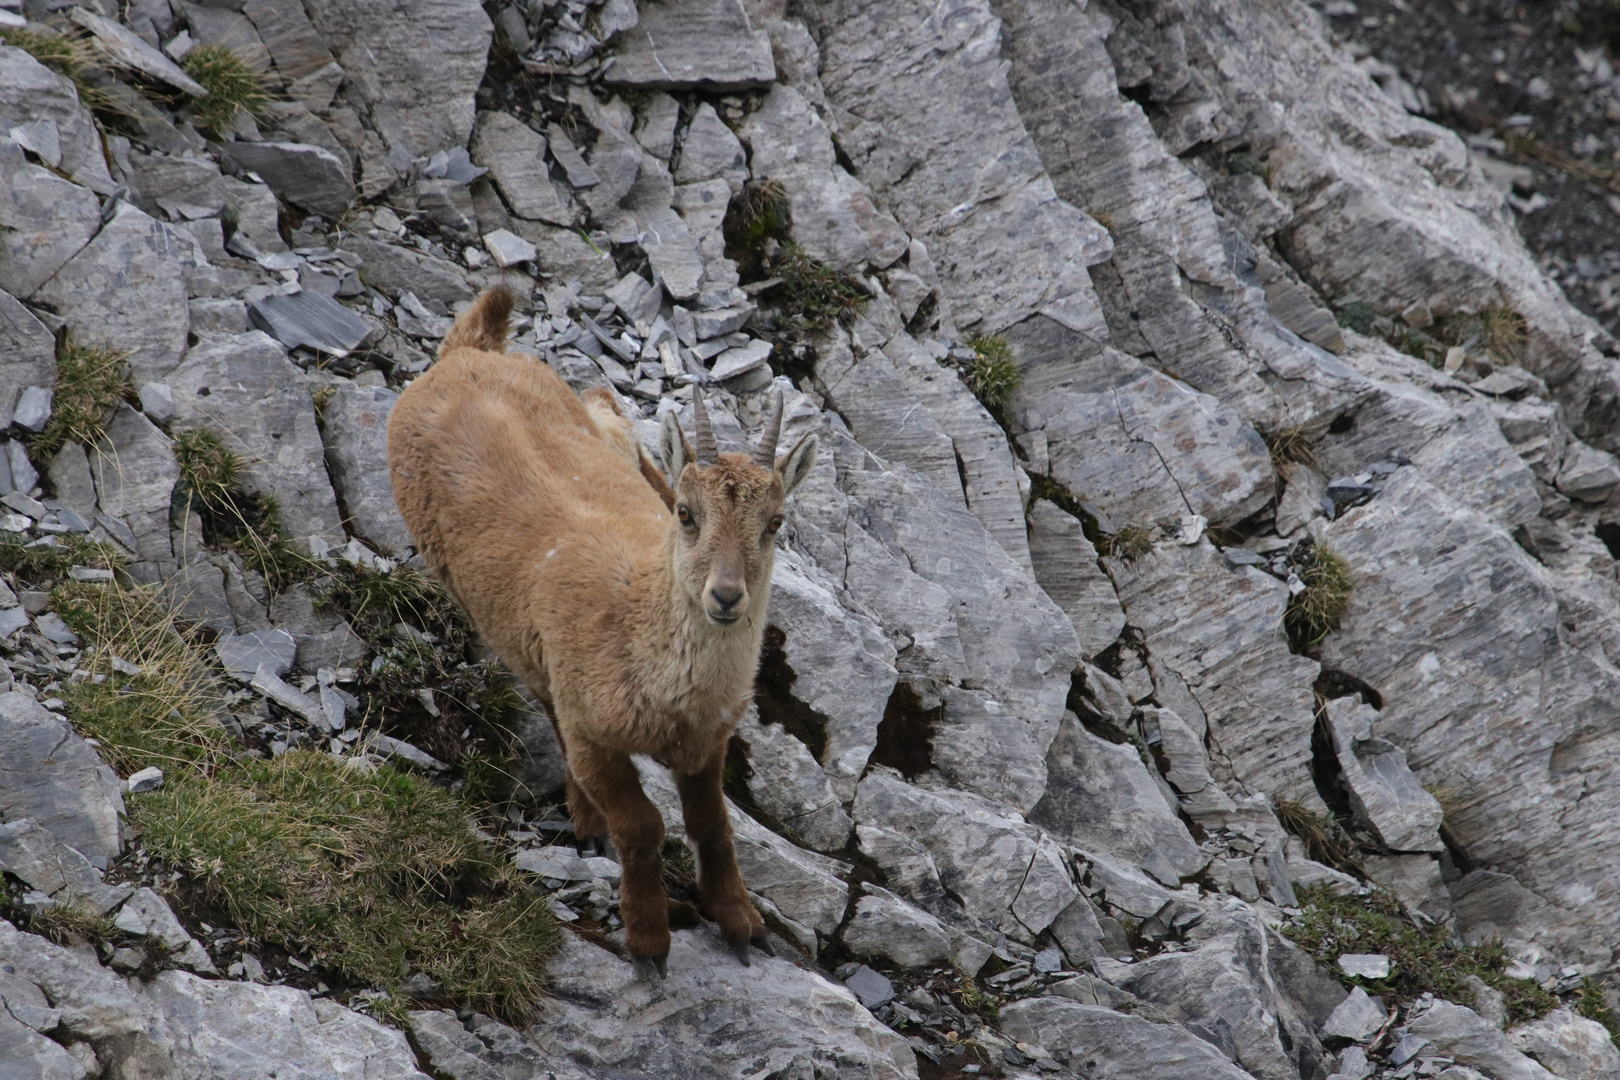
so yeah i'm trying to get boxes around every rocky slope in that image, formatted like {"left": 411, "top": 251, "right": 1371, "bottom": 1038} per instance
{"left": 2, "top": 0, "right": 1620, "bottom": 1078}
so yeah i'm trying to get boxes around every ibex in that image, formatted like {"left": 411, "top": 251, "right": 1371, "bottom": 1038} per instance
{"left": 387, "top": 286, "right": 817, "bottom": 974}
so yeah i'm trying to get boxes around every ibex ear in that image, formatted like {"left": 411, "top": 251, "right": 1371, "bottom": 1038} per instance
{"left": 659, "top": 410, "right": 692, "bottom": 481}
{"left": 776, "top": 432, "right": 818, "bottom": 496}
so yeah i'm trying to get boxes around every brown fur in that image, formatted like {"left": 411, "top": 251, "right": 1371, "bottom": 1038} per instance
{"left": 388, "top": 287, "right": 815, "bottom": 969}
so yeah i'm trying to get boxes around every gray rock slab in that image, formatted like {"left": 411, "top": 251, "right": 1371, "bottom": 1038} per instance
{"left": 70, "top": 8, "right": 207, "bottom": 95}
{"left": 805, "top": 0, "right": 1111, "bottom": 336}
{"left": 1318, "top": 471, "right": 1620, "bottom": 958}
{"left": 999, "top": 998, "right": 1256, "bottom": 1080}
{"left": 1027, "top": 498, "right": 1125, "bottom": 659}
{"left": 0, "top": 1009, "right": 85, "bottom": 1080}
{"left": 471, "top": 112, "right": 570, "bottom": 225}
{"left": 1326, "top": 697, "right": 1444, "bottom": 852}
{"left": 161, "top": 559, "right": 235, "bottom": 637}
{"left": 739, "top": 85, "right": 908, "bottom": 272}
{"left": 0, "top": 47, "right": 115, "bottom": 192}
{"left": 1361, "top": 853, "right": 1452, "bottom": 922}
{"left": 224, "top": 141, "right": 354, "bottom": 221}
{"left": 320, "top": 382, "right": 413, "bottom": 554}
{"left": 637, "top": 205, "right": 705, "bottom": 303}
{"left": 603, "top": 0, "right": 776, "bottom": 91}
{"left": 222, "top": 177, "right": 287, "bottom": 254}
{"left": 766, "top": 549, "right": 898, "bottom": 805}
{"left": 165, "top": 332, "right": 343, "bottom": 545}
{"left": 673, "top": 103, "right": 747, "bottom": 189}
{"left": 1106, "top": 540, "right": 1323, "bottom": 808}
{"left": 215, "top": 627, "right": 296, "bottom": 680}
{"left": 0, "top": 290, "right": 57, "bottom": 427}
{"left": 88, "top": 405, "right": 178, "bottom": 568}
{"left": 0, "top": 818, "right": 129, "bottom": 914}
{"left": 1014, "top": 347, "right": 1276, "bottom": 530}
{"left": 248, "top": 291, "right": 371, "bottom": 355}
{"left": 735, "top": 709, "right": 852, "bottom": 853}
{"left": 0, "top": 919, "right": 151, "bottom": 1040}
{"left": 32, "top": 202, "right": 199, "bottom": 386}
{"left": 854, "top": 769, "right": 1075, "bottom": 937}
{"left": 244, "top": 0, "right": 336, "bottom": 83}
{"left": 343, "top": 236, "right": 472, "bottom": 305}
{"left": 1507, "top": 1008, "right": 1620, "bottom": 1080}
{"left": 0, "top": 692, "right": 124, "bottom": 868}
{"left": 144, "top": 969, "right": 428, "bottom": 1078}
{"left": 302, "top": 0, "right": 490, "bottom": 157}
{"left": 530, "top": 931, "right": 915, "bottom": 1079}
{"left": 1030, "top": 711, "right": 1203, "bottom": 880}
{"left": 1322, "top": 986, "right": 1387, "bottom": 1042}
{"left": 1408, "top": 1001, "right": 1560, "bottom": 1080}
{"left": 0, "top": 142, "right": 100, "bottom": 300}
{"left": 842, "top": 884, "right": 954, "bottom": 969}
{"left": 408, "top": 1010, "right": 503, "bottom": 1080}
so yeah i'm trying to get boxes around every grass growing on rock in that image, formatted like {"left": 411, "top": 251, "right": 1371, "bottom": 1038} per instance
{"left": 772, "top": 244, "right": 868, "bottom": 333}
{"left": 173, "top": 429, "right": 312, "bottom": 591}
{"left": 181, "top": 45, "right": 269, "bottom": 133}
{"left": 965, "top": 335, "right": 1021, "bottom": 416}
{"left": 0, "top": 532, "right": 125, "bottom": 584}
{"left": 1264, "top": 423, "right": 1318, "bottom": 472}
{"left": 0, "top": 26, "right": 114, "bottom": 111}
{"left": 1106, "top": 523, "right": 1155, "bottom": 561}
{"left": 32, "top": 335, "right": 130, "bottom": 459}
{"left": 138, "top": 751, "right": 559, "bottom": 1021}
{"left": 1285, "top": 541, "right": 1353, "bottom": 649}
{"left": 1284, "top": 884, "right": 1559, "bottom": 1025}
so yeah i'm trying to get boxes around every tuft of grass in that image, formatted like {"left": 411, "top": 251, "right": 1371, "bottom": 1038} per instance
{"left": 1284, "top": 885, "right": 1559, "bottom": 1026}
{"left": 1106, "top": 523, "right": 1155, "bottom": 561}
{"left": 1274, "top": 797, "right": 1361, "bottom": 874}
{"left": 137, "top": 750, "right": 560, "bottom": 1021}
{"left": 1228, "top": 152, "right": 1268, "bottom": 178}
{"left": 0, "top": 26, "right": 114, "bottom": 111}
{"left": 1479, "top": 304, "right": 1528, "bottom": 361}
{"left": 22, "top": 899, "right": 118, "bottom": 946}
{"left": 53, "top": 579, "right": 232, "bottom": 776}
{"left": 772, "top": 244, "right": 867, "bottom": 333}
{"left": 965, "top": 335, "right": 1021, "bottom": 415}
{"left": 1336, "top": 301, "right": 1377, "bottom": 336}
{"left": 722, "top": 178, "right": 792, "bottom": 278}
{"left": 1576, "top": 976, "right": 1620, "bottom": 1042}
{"left": 182, "top": 45, "right": 269, "bottom": 133}
{"left": 1285, "top": 542, "right": 1353, "bottom": 649}
{"left": 1265, "top": 423, "right": 1317, "bottom": 471}
{"left": 0, "top": 532, "right": 125, "bottom": 587}
{"left": 173, "top": 429, "right": 314, "bottom": 592}
{"left": 33, "top": 335, "right": 130, "bottom": 460}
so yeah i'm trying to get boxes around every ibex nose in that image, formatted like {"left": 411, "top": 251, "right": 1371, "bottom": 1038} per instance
{"left": 710, "top": 585, "right": 743, "bottom": 613}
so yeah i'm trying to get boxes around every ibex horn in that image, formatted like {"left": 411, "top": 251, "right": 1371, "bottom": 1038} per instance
{"left": 691, "top": 388, "right": 718, "bottom": 465}
{"left": 754, "top": 391, "right": 784, "bottom": 468}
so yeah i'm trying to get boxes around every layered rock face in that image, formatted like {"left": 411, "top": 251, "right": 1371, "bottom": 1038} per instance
{"left": 4, "top": 0, "right": 1620, "bottom": 1078}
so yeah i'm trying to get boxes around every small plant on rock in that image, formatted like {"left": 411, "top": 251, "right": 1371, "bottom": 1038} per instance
{"left": 1284, "top": 541, "right": 1353, "bottom": 649}
{"left": 32, "top": 334, "right": 130, "bottom": 459}
{"left": 1106, "top": 523, "right": 1155, "bottom": 561}
{"left": 0, "top": 26, "right": 113, "bottom": 111}
{"left": 173, "top": 429, "right": 311, "bottom": 591}
{"left": 1336, "top": 301, "right": 1377, "bottom": 336}
{"left": 1263, "top": 423, "right": 1317, "bottom": 471}
{"left": 965, "top": 335, "right": 1021, "bottom": 416}
{"left": 182, "top": 45, "right": 268, "bottom": 133}
{"left": 773, "top": 244, "right": 867, "bottom": 332}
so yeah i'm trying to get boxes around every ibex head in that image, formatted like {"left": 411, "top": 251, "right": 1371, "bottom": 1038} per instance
{"left": 659, "top": 391, "right": 817, "bottom": 626}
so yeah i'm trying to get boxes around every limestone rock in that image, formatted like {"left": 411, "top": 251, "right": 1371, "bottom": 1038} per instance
{"left": 603, "top": 0, "right": 776, "bottom": 91}
{"left": 842, "top": 885, "right": 954, "bottom": 969}
{"left": 343, "top": 236, "right": 472, "bottom": 306}
{"left": 1326, "top": 697, "right": 1445, "bottom": 853}
{"left": 0, "top": 291, "right": 57, "bottom": 428}
{"left": 89, "top": 406, "right": 179, "bottom": 573}
{"left": 31, "top": 203, "right": 198, "bottom": 386}
{"left": 319, "top": 383, "right": 413, "bottom": 554}
{"left": 1000, "top": 998, "right": 1256, "bottom": 1079}
{"left": 0, "top": 48, "right": 115, "bottom": 192}
{"left": 854, "top": 769, "right": 1076, "bottom": 937}
{"left": 1507, "top": 1008, "right": 1620, "bottom": 1080}
{"left": 1027, "top": 498, "right": 1126, "bottom": 659}
{"left": 0, "top": 692, "right": 124, "bottom": 868}
{"left": 527, "top": 931, "right": 915, "bottom": 1079}
{"left": 0, "top": 143, "right": 100, "bottom": 300}
{"left": 0, "top": 919, "right": 151, "bottom": 1040}
{"left": 1407, "top": 1000, "right": 1561, "bottom": 1080}
{"left": 165, "top": 332, "right": 343, "bottom": 545}
{"left": 302, "top": 0, "right": 491, "bottom": 158}
{"left": 224, "top": 141, "right": 354, "bottom": 221}
{"left": 471, "top": 112, "right": 570, "bottom": 226}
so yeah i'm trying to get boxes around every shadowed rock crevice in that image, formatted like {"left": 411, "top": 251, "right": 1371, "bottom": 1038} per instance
{"left": 866, "top": 678, "right": 941, "bottom": 781}
{"left": 755, "top": 624, "right": 831, "bottom": 763}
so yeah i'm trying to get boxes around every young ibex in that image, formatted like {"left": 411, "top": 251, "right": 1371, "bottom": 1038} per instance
{"left": 387, "top": 286, "right": 817, "bottom": 974}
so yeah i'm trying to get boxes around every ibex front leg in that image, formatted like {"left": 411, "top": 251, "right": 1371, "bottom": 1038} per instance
{"left": 676, "top": 747, "right": 772, "bottom": 965}
{"left": 571, "top": 742, "right": 670, "bottom": 976}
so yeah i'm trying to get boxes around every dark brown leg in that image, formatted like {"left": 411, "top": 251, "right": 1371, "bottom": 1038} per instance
{"left": 548, "top": 717, "right": 609, "bottom": 843}
{"left": 570, "top": 741, "right": 670, "bottom": 976}
{"left": 676, "top": 748, "right": 770, "bottom": 966}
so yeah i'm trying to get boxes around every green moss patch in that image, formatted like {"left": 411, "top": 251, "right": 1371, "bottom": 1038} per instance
{"left": 1283, "top": 885, "right": 1559, "bottom": 1026}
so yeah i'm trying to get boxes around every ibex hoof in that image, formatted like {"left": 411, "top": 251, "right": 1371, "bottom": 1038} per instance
{"left": 631, "top": 952, "right": 668, "bottom": 980}
{"left": 725, "top": 932, "right": 775, "bottom": 966}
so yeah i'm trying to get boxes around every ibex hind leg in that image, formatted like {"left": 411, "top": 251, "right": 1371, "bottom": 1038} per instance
{"left": 546, "top": 715, "right": 610, "bottom": 850}
{"left": 676, "top": 750, "right": 771, "bottom": 966}
{"left": 570, "top": 742, "right": 671, "bottom": 976}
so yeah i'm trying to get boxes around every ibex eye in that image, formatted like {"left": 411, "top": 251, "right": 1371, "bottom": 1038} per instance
{"left": 767, "top": 514, "right": 784, "bottom": 533}
{"left": 677, "top": 504, "right": 693, "bottom": 525}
